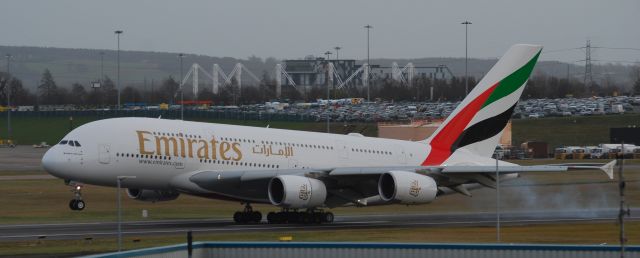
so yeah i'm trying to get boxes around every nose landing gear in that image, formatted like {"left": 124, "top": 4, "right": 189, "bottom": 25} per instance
{"left": 68, "top": 183, "right": 85, "bottom": 211}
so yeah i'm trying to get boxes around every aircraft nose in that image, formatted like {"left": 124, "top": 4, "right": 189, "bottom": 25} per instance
{"left": 42, "top": 147, "right": 66, "bottom": 179}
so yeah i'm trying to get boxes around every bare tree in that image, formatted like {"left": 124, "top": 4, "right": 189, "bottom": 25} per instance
{"left": 70, "top": 83, "right": 87, "bottom": 106}
{"left": 38, "top": 69, "right": 58, "bottom": 104}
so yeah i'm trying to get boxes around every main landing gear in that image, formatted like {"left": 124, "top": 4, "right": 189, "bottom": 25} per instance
{"left": 233, "top": 203, "right": 262, "bottom": 224}
{"left": 266, "top": 209, "right": 334, "bottom": 224}
{"left": 68, "top": 183, "right": 85, "bottom": 211}
{"left": 232, "top": 205, "right": 335, "bottom": 224}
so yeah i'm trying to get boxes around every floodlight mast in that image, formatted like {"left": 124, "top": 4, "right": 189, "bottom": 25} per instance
{"left": 178, "top": 53, "right": 184, "bottom": 120}
{"left": 5, "top": 54, "right": 12, "bottom": 144}
{"left": 114, "top": 30, "right": 123, "bottom": 110}
{"left": 116, "top": 175, "right": 136, "bottom": 252}
{"left": 364, "top": 24, "right": 372, "bottom": 102}
{"left": 461, "top": 21, "right": 472, "bottom": 96}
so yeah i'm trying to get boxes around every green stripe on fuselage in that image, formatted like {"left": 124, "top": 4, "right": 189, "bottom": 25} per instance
{"left": 482, "top": 50, "right": 541, "bottom": 108}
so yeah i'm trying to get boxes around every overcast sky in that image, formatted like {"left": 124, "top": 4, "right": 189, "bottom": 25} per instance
{"left": 1, "top": 0, "right": 639, "bottom": 63}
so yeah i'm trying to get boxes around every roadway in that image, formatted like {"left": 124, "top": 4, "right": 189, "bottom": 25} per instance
{"left": 0, "top": 209, "right": 637, "bottom": 241}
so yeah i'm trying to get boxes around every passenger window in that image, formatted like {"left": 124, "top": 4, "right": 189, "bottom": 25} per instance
{"left": 59, "top": 140, "right": 68, "bottom": 145}
{"left": 74, "top": 141, "right": 81, "bottom": 147}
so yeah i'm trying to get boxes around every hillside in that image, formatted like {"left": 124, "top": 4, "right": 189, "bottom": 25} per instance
{"left": 0, "top": 46, "right": 278, "bottom": 90}
{"left": 0, "top": 45, "right": 636, "bottom": 90}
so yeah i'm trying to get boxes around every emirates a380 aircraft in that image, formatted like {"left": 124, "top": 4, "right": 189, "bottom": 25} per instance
{"left": 42, "top": 44, "right": 614, "bottom": 224}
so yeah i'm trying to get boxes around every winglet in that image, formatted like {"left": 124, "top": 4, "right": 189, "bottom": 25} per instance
{"left": 601, "top": 160, "right": 616, "bottom": 180}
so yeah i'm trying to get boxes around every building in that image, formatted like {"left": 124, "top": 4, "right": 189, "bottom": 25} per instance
{"left": 283, "top": 57, "right": 361, "bottom": 88}
{"left": 282, "top": 57, "right": 452, "bottom": 90}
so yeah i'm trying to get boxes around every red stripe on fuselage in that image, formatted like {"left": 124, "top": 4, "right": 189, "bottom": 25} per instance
{"left": 421, "top": 83, "right": 499, "bottom": 165}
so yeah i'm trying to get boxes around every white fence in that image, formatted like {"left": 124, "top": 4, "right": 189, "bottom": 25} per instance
{"left": 83, "top": 242, "right": 640, "bottom": 258}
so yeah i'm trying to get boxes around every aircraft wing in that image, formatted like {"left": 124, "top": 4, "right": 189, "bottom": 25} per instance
{"left": 329, "top": 160, "right": 615, "bottom": 179}
{"left": 170, "top": 169, "right": 322, "bottom": 203}
{"left": 170, "top": 160, "right": 614, "bottom": 206}
{"left": 440, "top": 161, "right": 615, "bottom": 179}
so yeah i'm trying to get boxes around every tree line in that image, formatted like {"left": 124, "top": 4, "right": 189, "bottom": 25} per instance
{"left": 1, "top": 68, "right": 640, "bottom": 107}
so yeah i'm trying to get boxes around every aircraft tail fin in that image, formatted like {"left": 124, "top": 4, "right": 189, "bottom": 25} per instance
{"left": 422, "top": 44, "right": 542, "bottom": 165}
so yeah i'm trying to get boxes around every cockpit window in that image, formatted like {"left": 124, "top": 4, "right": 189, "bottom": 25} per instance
{"left": 60, "top": 139, "right": 81, "bottom": 147}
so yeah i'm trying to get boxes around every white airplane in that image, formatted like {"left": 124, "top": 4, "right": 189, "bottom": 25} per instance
{"left": 42, "top": 44, "right": 615, "bottom": 224}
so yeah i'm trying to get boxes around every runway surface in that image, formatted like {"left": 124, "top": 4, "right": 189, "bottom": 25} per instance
{"left": 0, "top": 146, "right": 47, "bottom": 171}
{"left": 1, "top": 209, "right": 637, "bottom": 241}
{"left": 1, "top": 146, "right": 638, "bottom": 242}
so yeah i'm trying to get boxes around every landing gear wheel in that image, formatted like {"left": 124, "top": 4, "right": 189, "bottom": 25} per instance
{"left": 323, "top": 212, "right": 334, "bottom": 223}
{"left": 75, "top": 200, "right": 85, "bottom": 210}
{"left": 301, "top": 213, "right": 311, "bottom": 224}
{"left": 291, "top": 212, "right": 301, "bottom": 223}
{"left": 312, "top": 213, "right": 322, "bottom": 224}
{"left": 233, "top": 211, "right": 243, "bottom": 223}
{"left": 251, "top": 211, "right": 262, "bottom": 223}
{"left": 266, "top": 209, "right": 335, "bottom": 224}
{"left": 69, "top": 199, "right": 77, "bottom": 210}
{"left": 68, "top": 199, "right": 86, "bottom": 210}
{"left": 68, "top": 183, "right": 85, "bottom": 211}
{"left": 267, "top": 212, "right": 277, "bottom": 224}
{"left": 233, "top": 203, "right": 263, "bottom": 224}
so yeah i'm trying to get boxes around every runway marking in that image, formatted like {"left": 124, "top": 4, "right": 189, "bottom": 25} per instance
{"left": 0, "top": 209, "right": 635, "bottom": 230}
{"left": 0, "top": 175, "right": 55, "bottom": 180}
{"left": 0, "top": 218, "right": 231, "bottom": 229}
{"left": 340, "top": 221, "right": 389, "bottom": 224}
{"left": 2, "top": 217, "right": 638, "bottom": 240}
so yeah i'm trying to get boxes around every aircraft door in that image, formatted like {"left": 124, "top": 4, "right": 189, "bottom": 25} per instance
{"left": 288, "top": 158, "right": 299, "bottom": 169}
{"left": 400, "top": 147, "right": 408, "bottom": 164}
{"left": 335, "top": 140, "right": 348, "bottom": 159}
{"left": 173, "top": 155, "right": 185, "bottom": 169}
{"left": 72, "top": 141, "right": 84, "bottom": 166}
{"left": 98, "top": 144, "right": 111, "bottom": 164}
{"left": 393, "top": 144, "right": 407, "bottom": 164}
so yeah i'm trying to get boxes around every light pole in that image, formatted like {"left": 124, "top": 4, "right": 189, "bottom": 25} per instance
{"left": 334, "top": 46, "right": 341, "bottom": 60}
{"left": 114, "top": 30, "right": 123, "bottom": 110}
{"left": 178, "top": 53, "right": 184, "bottom": 120}
{"left": 100, "top": 51, "right": 104, "bottom": 83}
{"left": 323, "top": 51, "right": 332, "bottom": 133}
{"left": 324, "top": 51, "right": 332, "bottom": 60}
{"left": 462, "top": 21, "right": 472, "bottom": 96}
{"left": 98, "top": 51, "right": 105, "bottom": 107}
{"left": 618, "top": 144, "right": 629, "bottom": 257}
{"left": 5, "top": 54, "right": 12, "bottom": 143}
{"left": 116, "top": 175, "right": 136, "bottom": 252}
{"left": 495, "top": 158, "right": 501, "bottom": 242}
{"left": 364, "top": 24, "right": 372, "bottom": 102}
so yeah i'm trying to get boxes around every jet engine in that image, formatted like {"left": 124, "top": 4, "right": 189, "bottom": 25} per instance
{"left": 268, "top": 175, "right": 327, "bottom": 209}
{"left": 378, "top": 171, "right": 438, "bottom": 204}
{"left": 126, "top": 189, "right": 179, "bottom": 202}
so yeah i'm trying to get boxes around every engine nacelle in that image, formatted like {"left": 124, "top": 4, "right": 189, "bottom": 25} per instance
{"left": 378, "top": 171, "right": 438, "bottom": 205}
{"left": 268, "top": 175, "right": 327, "bottom": 209}
{"left": 126, "top": 189, "right": 179, "bottom": 202}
